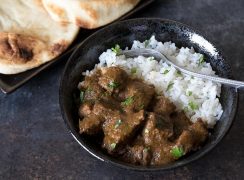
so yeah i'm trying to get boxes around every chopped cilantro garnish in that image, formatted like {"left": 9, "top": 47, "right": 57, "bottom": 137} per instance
{"left": 171, "top": 146, "right": 184, "bottom": 159}
{"left": 107, "top": 81, "right": 120, "bottom": 89}
{"left": 144, "top": 40, "right": 150, "bottom": 47}
{"left": 86, "top": 87, "right": 92, "bottom": 92}
{"left": 121, "top": 96, "right": 134, "bottom": 106}
{"left": 114, "top": 119, "right": 122, "bottom": 129}
{"left": 143, "top": 147, "right": 150, "bottom": 153}
{"left": 138, "top": 104, "right": 144, "bottom": 110}
{"left": 110, "top": 143, "right": 116, "bottom": 150}
{"left": 162, "top": 69, "right": 169, "bottom": 75}
{"left": 111, "top": 44, "right": 121, "bottom": 55}
{"left": 80, "top": 91, "right": 84, "bottom": 102}
{"left": 176, "top": 71, "right": 182, "bottom": 76}
{"left": 188, "top": 101, "right": 199, "bottom": 110}
{"left": 198, "top": 55, "right": 205, "bottom": 66}
{"left": 131, "top": 67, "right": 137, "bottom": 74}
{"left": 101, "top": 91, "right": 109, "bottom": 97}
{"left": 187, "top": 91, "right": 192, "bottom": 96}
{"left": 166, "top": 82, "right": 174, "bottom": 92}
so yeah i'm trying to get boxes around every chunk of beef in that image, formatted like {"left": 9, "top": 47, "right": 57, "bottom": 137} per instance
{"left": 102, "top": 110, "right": 145, "bottom": 153}
{"left": 92, "top": 100, "right": 121, "bottom": 119}
{"left": 78, "top": 67, "right": 210, "bottom": 166}
{"left": 79, "top": 114, "right": 105, "bottom": 135}
{"left": 98, "top": 67, "right": 128, "bottom": 93}
{"left": 123, "top": 145, "right": 152, "bottom": 166}
{"left": 79, "top": 70, "right": 105, "bottom": 101}
{"left": 122, "top": 136, "right": 152, "bottom": 165}
{"left": 141, "top": 113, "right": 176, "bottom": 165}
{"left": 143, "top": 113, "right": 173, "bottom": 146}
{"left": 152, "top": 95, "right": 176, "bottom": 116}
{"left": 150, "top": 142, "right": 175, "bottom": 166}
{"left": 79, "top": 70, "right": 101, "bottom": 90}
{"left": 119, "top": 79, "right": 155, "bottom": 112}
{"left": 176, "top": 119, "right": 208, "bottom": 153}
{"left": 170, "top": 111, "right": 192, "bottom": 139}
{"left": 79, "top": 96, "right": 121, "bottom": 119}
{"left": 78, "top": 101, "right": 94, "bottom": 117}
{"left": 83, "top": 84, "right": 105, "bottom": 101}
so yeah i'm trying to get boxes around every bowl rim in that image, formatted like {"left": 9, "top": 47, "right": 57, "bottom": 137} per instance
{"left": 59, "top": 17, "right": 238, "bottom": 171}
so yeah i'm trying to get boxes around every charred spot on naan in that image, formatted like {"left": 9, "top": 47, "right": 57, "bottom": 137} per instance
{"left": 18, "top": 48, "right": 33, "bottom": 61}
{"left": 0, "top": 32, "right": 69, "bottom": 65}
{"left": 0, "top": 0, "right": 79, "bottom": 74}
{"left": 0, "top": 33, "right": 35, "bottom": 63}
{"left": 51, "top": 40, "right": 69, "bottom": 56}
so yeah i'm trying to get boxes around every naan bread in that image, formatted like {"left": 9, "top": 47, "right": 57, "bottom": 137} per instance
{"left": 0, "top": 0, "right": 79, "bottom": 74}
{"left": 42, "top": 0, "right": 141, "bottom": 29}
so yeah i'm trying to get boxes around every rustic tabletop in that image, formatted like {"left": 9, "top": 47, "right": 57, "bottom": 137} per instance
{"left": 0, "top": 0, "right": 243, "bottom": 179}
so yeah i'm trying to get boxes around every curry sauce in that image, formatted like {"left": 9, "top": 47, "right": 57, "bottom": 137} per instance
{"left": 78, "top": 66, "right": 208, "bottom": 166}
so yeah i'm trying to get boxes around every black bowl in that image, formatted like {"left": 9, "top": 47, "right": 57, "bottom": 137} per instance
{"left": 59, "top": 18, "right": 238, "bottom": 171}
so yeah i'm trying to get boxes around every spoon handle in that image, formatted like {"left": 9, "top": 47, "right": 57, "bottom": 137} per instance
{"left": 172, "top": 63, "right": 244, "bottom": 89}
{"left": 121, "top": 48, "right": 244, "bottom": 89}
{"left": 161, "top": 53, "right": 244, "bottom": 89}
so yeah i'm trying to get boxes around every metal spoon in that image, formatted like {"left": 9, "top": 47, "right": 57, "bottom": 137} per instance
{"left": 120, "top": 48, "right": 244, "bottom": 90}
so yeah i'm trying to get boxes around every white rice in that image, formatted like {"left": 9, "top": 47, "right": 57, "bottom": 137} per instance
{"left": 83, "top": 36, "right": 223, "bottom": 127}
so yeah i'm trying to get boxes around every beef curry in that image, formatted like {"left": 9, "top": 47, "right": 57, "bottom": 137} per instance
{"left": 78, "top": 66, "right": 208, "bottom": 166}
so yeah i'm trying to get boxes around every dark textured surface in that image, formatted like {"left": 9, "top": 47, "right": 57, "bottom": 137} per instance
{"left": 0, "top": 0, "right": 243, "bottom": 179}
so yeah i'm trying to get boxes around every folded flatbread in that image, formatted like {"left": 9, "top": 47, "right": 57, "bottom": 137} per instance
{"left": 0, "top": 0, "right": 79, "bottom": 74}
{"left": 42, "top": 0, "right": 141, "bottom": 29}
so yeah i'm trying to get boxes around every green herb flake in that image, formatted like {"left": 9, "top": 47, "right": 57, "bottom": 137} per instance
{"left": 131, "top": 67, "right": 137, "bottom": 74}
{"left": 188, "top": 101, "right": 199, "bottom": 110}
{"left": 187, "top": 91, "right": 193, "bottom": 96}
{"left": 166, "top": 82, "right": 174, "bottom": 92}
{"left": 171, "top": 146, "right": 184, "bottom": 159}
{"left": 110, "top": 143, "right": 117, "bottom": 150}
{"left": 80, "top": 91, "right": 84, "bottom": 102}
{"left": 107, "top": 81, "right": 120, "bottom": 89}
{"left": 86, "top": 87, "right": 93, "bottom": 92}
{"left": 138, "top": 104, "right": 144, "bottom": 110}
{"left": 144, "top": 129, "right": 149, "bottom": 134}
{"left": 114, "top": 119, "right": 122, "bottom": 129}
{"left": 111, "top": 44, "right": 121, "bottom": 55}
{"left": 162, "top": 69, "right": 169, "bottom": 75}
{"left": 198, "top": 55, "right": 205, "bottom": 66}
{"left": 176, "top": 71, "right": 183, "bottom": 77}
{"left": 101, "top": 91, "right": 109, "bottom": 97}
{"left": 143, "top": 147, "right": 150, "bottom": 153}
{"left": 121, "top": 96, "right": 134, "bottom": 106}
{"left": 144, "top": 40, "right": 150, "bottom": 47}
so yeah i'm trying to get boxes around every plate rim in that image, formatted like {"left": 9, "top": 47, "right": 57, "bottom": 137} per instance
{"left": 0, "top": 0, "right": 155, "bottom": 94}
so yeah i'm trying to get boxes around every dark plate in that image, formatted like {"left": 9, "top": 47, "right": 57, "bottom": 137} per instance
{"left": 0, "top": 0, "right": 154, "bottom": 94}
{"left": 59, "top": 18, "right": 238, "bottom": 171}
